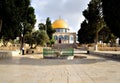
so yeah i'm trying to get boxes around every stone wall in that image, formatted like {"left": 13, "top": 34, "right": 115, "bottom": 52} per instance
{"left": 98, "top": 47, "right": 120, "bottom": 51}
{"left": 88, "top": 47, "right": 120, "bottom": 51}
{"left": 0, "top": 51, "right": 20, "bottom": 59}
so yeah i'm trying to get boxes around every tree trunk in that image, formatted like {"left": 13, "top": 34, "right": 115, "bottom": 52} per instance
{"left": 94, "top": 31, "right": 98, "bottom": 51}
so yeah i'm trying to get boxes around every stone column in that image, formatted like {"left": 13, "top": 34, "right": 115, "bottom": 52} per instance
{"left": 68, "top": 35, "right": 70, "bottom": 44}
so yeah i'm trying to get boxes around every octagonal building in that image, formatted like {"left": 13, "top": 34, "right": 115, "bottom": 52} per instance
{"left": 52, "top": 18, "right": 76, "bottom": 44}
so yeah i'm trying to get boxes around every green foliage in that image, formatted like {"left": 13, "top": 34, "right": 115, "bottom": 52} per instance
{"left": 108, "top": 34, "right": 116, "bottom": 45}
{"left": 24, "top": 30, "right": 49, "bottom": 48}
{"left": 38, "top": 17, "right": 55, "bottom": 47}
{"left": 45, "top": 17, "right": 55, "bottom": 40}
{"left": 38, "top": 23, "right": 46, "bottom": 30}
{"left": 102, "top": 0, "right": 120, "bottom": 37}
{"left": 46, "top": 38, "right": 55, "bottom": 47}
{"left": 50, "top": 38, "right": 55, "bottom": 45}
{"left": 83, "top": 0, "right": 103, "bottom": 33}
{"left": 35, "top": 30, "right": 49, "bottom": 46}
{"left": 78, "top": 20, "right": 94, "bottom": 44}
{"left": 24, "top": 32, "right": 35, "bottom": 48}
{"left": 99, "top": 26, "right": 116, "bottom": 43}
{"left": 1, "top": 36, "right": 9, "bottom": 46}
{"left": 0, "top": 0, "right": 36, "bottom": 42}
{"left": 78, "top": 0, "right": 104, "bottom": 44}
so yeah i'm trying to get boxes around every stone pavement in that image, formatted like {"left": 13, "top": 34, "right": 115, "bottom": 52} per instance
{"left": 0, "top": 53, "right": 120, "bottom": 83}
{"left": 94, "top": 51, "right": 120, "bottom": 54}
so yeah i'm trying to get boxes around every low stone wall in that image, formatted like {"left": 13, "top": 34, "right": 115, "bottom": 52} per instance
{"left": 11, "top": 50, "right": 20, "bottom": 56}
{"left": 0, "top": 50, "right": 20, "bottom": 59}
{"left": 98, "top": 47, "right": 120, "bottom": 51}
{"left": 88, "top": 47, "right": 120, "bottom": 51}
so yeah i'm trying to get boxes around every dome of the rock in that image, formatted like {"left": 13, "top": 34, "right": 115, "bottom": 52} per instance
{"left": 52, "top": 19, "right": 68, "bottom": 29}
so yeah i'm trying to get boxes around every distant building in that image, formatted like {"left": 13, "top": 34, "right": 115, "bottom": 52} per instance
{"left": 52, "top": 18, "right": 76, "bottom": 44}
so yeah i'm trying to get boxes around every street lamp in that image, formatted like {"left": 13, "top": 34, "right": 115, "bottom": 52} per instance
{"left": 20, "top": 22, "right": 24, "bottom": 55}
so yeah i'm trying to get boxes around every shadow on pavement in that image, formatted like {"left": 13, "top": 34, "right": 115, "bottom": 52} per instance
{"left": 0, "top": 55, "right": 107, "bottom": 66}
{"left": 89, "top": 53, "right": 120, "bottom": 61}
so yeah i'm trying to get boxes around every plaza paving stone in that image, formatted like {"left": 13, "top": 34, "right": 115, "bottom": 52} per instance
{"left": 0, "top": 54, "right": 120, "bottom": 83}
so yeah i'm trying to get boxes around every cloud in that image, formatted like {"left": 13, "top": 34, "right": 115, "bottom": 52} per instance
{"left": 31, "top": 0, "right": 90, "bottom": 33}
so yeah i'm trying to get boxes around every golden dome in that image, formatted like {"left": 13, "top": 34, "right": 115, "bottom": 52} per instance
{"left": 52, "top": 19, "right": 68, "bottom": 29}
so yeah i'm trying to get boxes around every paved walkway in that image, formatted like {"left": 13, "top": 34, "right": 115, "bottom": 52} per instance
{"left": 0, "top": 54, "right": 120, "bottom": 83}
{"left": 90, "top": 50, "right": 120, "bottom": 55}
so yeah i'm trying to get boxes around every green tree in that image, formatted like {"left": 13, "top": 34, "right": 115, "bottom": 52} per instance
{"left": 45, "top": 17, "right": 55, "bottom": 40}
{"left": 0, "top": 0, "right": 36, "bottom": 42}
{"left": 83, "top": 0, "right": 104, "bottom": 44}
{"left": 25, "top": 30, "right": 49, "bottom": 48}
{"left": 38, "top": 18, "right": 55, "bottom": 47}
{"left": 99, "top": 26, "right": 116, "bottom": 43}
{"left": 0, "top": 0, "right": 2, "bottom": 32}
{"left": 78, "top": 20, "right": 94, "bottom": 44}
{"left": 33, "top": 30, "right": 49, "bottom": 46}
{"left": 78, "top": 0, "right": 105, "bottom": 47}
{"left": 24, "top": 32, "right": 35, "bottom": 48}
{"left": 108, "top": 34, "right": 116, "bottom": 46}
{"left": 38, "top": 23, "right": 46, "bottom": 30}
{"left": 102, "top": 0, "right": 120, "bottom": 37}
{"left": 0, "top": 0, "right": 3, "bottom": 32}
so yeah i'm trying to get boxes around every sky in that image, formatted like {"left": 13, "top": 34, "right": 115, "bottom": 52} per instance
{"left": 31, "top": 0, "right": 91, "bottom": 33}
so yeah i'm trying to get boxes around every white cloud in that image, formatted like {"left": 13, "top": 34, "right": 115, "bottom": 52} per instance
{"left": 31, "top": 0, "right": 90, "bottom": 33}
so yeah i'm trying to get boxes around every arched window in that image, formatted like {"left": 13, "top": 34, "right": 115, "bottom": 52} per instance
{"left": 59, "top": 35, "right": 64, "bottom": 40}
{"left": 64, "top": 35, "right": 69, "bottom": 40}
{"left": 54, "top": 35, "right": 58, "bottom": 40}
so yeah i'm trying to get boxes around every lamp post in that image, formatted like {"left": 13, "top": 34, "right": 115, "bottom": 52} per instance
{"left": 20, "top": 22, "right": 24, "bottom": 55}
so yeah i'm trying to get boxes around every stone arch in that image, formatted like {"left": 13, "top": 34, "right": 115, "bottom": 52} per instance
{"left": 59, "top": 35, "right": 64, "bottom": 40}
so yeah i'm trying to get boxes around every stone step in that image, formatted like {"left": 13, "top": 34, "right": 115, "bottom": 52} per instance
{"left": 52, "top": 44, "right": 77, "bottom": 49}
